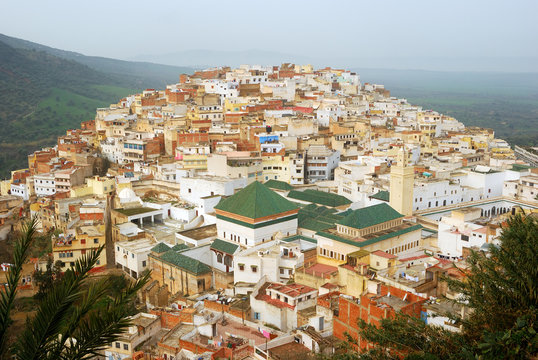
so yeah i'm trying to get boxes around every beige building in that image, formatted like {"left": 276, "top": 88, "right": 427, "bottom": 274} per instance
{"left": 314, "top": 203, "right": 422, "bottom": 267}
{"left": 104, "top": 313, "right": 161, "bottom": 360}
{"left": 52, "top": 224, "right": 106, "bottom": 271}
{"left": 390, "top": 148, "right": 414, "bottom": 216}
{"left": 207, "top": 151, "right": 263, "bottom": 184}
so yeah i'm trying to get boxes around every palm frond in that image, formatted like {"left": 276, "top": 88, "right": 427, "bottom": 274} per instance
{"left": 13, "top": 246, "right": 103, "bottom": 359}
{"left": 0, "top": 217, "right": 37, "bottom": 356}
{"left": 58, "top": 271, "right": 150, "bottom": 360}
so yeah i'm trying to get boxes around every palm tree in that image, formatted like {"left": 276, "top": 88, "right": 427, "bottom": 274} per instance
{"left": 0, "top": 218, "right": 150, "bottom": 359}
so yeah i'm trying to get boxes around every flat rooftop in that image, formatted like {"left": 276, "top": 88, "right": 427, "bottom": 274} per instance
{"left": 375, "top": 295, "right": 409, "bottom": 312}
{"left": 114, "top": 207, "right": 157, "bottom": 216}
{"left": 160, "top": 324, "right": 195, "bottom": 348}
{"left": 117, "top": 238, "right": 154, "bottom": 252}
{"left": 269, "top": 342, "right": 312, "bottom": 360}
{"left": 177, "top": 224, "right": 217, "bottom": 240}
{"left": 304, "top": 263, "right": 338, "bottom": 278}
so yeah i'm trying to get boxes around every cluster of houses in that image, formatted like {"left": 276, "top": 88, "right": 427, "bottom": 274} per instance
{"left": 1, "top": 64, "right": 537, "bottom": 360}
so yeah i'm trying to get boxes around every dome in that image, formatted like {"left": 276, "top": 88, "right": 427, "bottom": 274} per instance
{"left": 118, "top": 187, "right": 136, "bottom": 199}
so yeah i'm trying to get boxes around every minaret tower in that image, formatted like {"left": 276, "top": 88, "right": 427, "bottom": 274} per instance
{"left": 389, "top": 147, "right": 414, "bottom": 216}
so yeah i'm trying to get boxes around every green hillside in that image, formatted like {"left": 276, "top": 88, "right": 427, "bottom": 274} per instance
{"left": 0, "top": 33, "right": 193, "bottom": 89}
{"left": 0, "top": 35, "right": 193, "bottom": 178}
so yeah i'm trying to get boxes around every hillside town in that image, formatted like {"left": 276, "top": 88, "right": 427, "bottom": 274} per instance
{"left": 1, "top": 64, "right": 537, "bottom": 360}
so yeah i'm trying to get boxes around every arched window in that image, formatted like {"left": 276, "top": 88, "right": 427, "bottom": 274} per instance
{"left": 217, "top": 253, "right": 223, "bottom": 263}
{"left": 224, "top": 255, "right": 233, "bottom": 267}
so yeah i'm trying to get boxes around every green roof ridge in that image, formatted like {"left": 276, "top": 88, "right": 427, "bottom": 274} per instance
{"left": 370, "top": 190, "right": 390, "bottom": 202}
{"left": 214, "top": 181, "right": 298, "bottom": 219}
{"left": 151, "top": 242, "right": 172, "bottom": 253}
{"left": 172, "top": 244, "right": 189, "bottom": 251}
{"left": 264, "top": 179, "right": 294, "bottom": 191}
{"left": 337, "top": 203, "right": 403, "bottom": 229}
{"left": 210, "top": 239, "right": 239, "bottom": 254}
{"left": 158, "top": 250, "right": 211, "bottom": 275}
{"left": 287, "top": 189, "right": 351, "bottom": 207}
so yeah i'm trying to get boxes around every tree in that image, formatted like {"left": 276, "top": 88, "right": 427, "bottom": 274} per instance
{"left": 33, "top": 256, "right": 63, "bottom": 301}
{"left": 337, "top": 214, "right": 538, "bottom": 360}
{"left": 0, "top": 218, "right": 150, "bottom": 359}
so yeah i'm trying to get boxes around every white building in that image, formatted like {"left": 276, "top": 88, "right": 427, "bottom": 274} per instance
{"left": 233, "top": 239, "right": 315, "bottom": 285}
{"left": 34, "top": 173, "right": 56, "bottom": 197}
{"left": 214, "top": 181, "right": 299, "bottom": 248}
{"left": 502, "top": 174, "right": 538, "bottom": 203}
{"left": 250, "top": 280, "right": 318, "bottom": 332}
{"left": 10, "top": 182, "right": 29, "bottom": 201}
{"left": 437, "top": 208, "right": 499, "bottom": 259}
{"left": 306, "top": 145, "right": 340, "bottom": 183}
{"left": 115, "top": 238, "right": 155, "bottom": 279}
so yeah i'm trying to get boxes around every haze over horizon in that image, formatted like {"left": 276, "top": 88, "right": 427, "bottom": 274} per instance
{"left": 1, "top": 0, "right": 537, "bottom": 72}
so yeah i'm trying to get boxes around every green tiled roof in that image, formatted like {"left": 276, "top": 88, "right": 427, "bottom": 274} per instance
{"left": 264, "top": 179, "right": 293, "bottom": 191}
{"left": 214, "top": 181, "right": 298, "bottom": 219}
{"left": 172, "top": 244, "right": 189, "bottom": 251}
{"left": 287, "top": 189, "right": 352, "bottom": 207}
{"left": 370, "top": 190, "right": 390, "bottom": 202}
{"left": 337, "top": 203, "right": 403, "bottom": 230}
{"left": 151, "top": 242, "right": 171, "bottom": 253}
{"left": 511, "top": 164, "right": 533, "bottom": 172}
{"left": 158, "top": 250, "right": 211, "bottom": 275}
{"left": 316, "top": 224, "right": 423, "bottom": 248}
{"left": 298, "top": 204, "right": 344, "bottom": 232}
{"left": 210, "top": 239, "right": 239, "bottom": 254}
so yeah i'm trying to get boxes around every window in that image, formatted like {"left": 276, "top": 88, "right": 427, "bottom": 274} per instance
{"left": 254, "top": 312, "right": 261, "bottom": 320}
{"left": 81, "top": 239, "right": 86, "bottom": 244}
{"left": 132, "top": 254, "right": 134, "bottom": 259}
{"left": 142, "top": 260, "right": 147, "bottom": 267}
{"left": 123, "top": 344, "right": 128, "bottom": 350}
{"left": 239, "top": 264, "right": 245, "bottom": 271}
{"left": 217, "top": 253, "right": 223, "bottom": 263}
{"left": 94, "top": 238, "right": 99, "bottom": 244}
{"left": 251, "top": 265, "right": 258, "bottom": 273}
{"left": 115, "top": 342, "right": 120, "bottom": 349}
{"left": 461, "top": 235, "right": 469, "bottom": 242}
{"left": 280, "top": 268, "right": 284, "bottom": 274}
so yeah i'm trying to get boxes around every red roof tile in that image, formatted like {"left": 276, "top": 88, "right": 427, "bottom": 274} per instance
{"left": 372, "top": 250, "right": 396, "bottom": 259}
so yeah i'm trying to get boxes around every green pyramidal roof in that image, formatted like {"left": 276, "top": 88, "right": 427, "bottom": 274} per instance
{"left": 159, "top": 250, "right": 211, "bottom": 275}
{"left": 337, "top": 203, "right": 403, "bottom": 230}
{"left": 214, "top": 181, "right": 299, "bottom": 219}
{"left": 151, "top": 242, "right": 171, "bottom": 253}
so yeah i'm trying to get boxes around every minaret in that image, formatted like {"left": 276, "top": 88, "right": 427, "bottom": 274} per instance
{"left": 389, "top": 147, "right": 414, "bottom": 216}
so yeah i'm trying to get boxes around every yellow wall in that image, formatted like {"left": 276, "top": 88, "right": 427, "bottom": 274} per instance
{"left": 52, "top": 225, "right": 106, "bottom": 271}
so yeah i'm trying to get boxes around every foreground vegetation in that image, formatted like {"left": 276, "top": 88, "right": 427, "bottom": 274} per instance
{"left": 0, "top": 218, "right": 150, "bottom": 358}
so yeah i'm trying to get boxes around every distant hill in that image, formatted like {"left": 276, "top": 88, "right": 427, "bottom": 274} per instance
{"left": 130, "top": 49, "right": 311, "bottom": 69}
{"left": 353, "top": 68, "right": 538, "bottom": 147}
{"left": 0, "top": 33, "right": 193, "bottom": 89}
{"left": 0, "top": 34, "right": 193, "bottom": 178}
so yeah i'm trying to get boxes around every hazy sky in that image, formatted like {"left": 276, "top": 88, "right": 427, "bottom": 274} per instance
{"left": 1, "top": 0, "right": 537, "bottom": 70}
